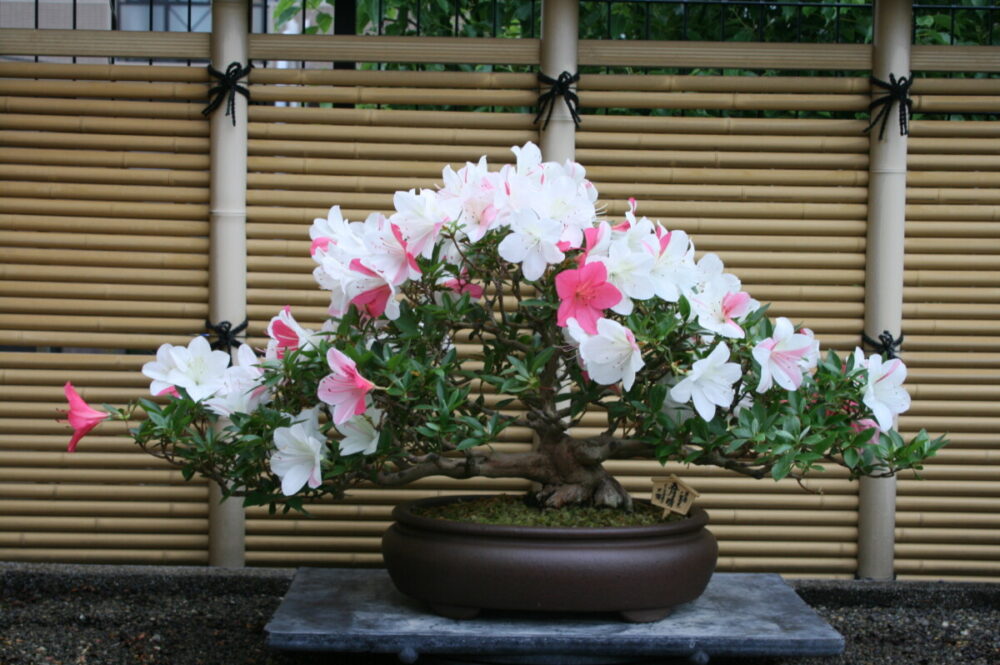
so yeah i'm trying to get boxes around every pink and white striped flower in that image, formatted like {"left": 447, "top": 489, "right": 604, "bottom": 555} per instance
{"left": 857, "top": 351, "right": 911, "bottom": 431}
{"left": 266, "top": 306, "right": 321, "bottom": 360}
{"left": 690, "top": 285, "right": 757, "bottom": 339}
{"left": 753, "top": 317, "right": 819, "bottom": 393}
{"left": 317, "top": 348, "right": 375, "bottom": 425}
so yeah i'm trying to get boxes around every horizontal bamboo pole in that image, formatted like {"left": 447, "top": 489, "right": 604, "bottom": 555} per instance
{"left": 896, "top": 480, "right": 1000, "bottom": 497}
{"left": 709, "top": 525, "right": 857, "bottom": 541}
{"left": 719, "top": 541, "right": 857, "bottom": 557}
{"left": 249, "top": 122, "right": 532, "bottom": 147}
{"left": 716, "top": 557, "right": 857, "bottom": 573}
{"left": 907, "top": 354, "right": 1000, "bottom": 370}
{"left": 0, "top": 130, "right": 208, "bottom": 154}
{"left": 0, "top": 367, "right": 146, "bottom": 387}
{"left": 4, "top": 247, "right": 207, "bottom": 270}
{"left": 248, "top": 156, "right": 451, "bottom": 179}
{"left": 0, "top": 297, "right": 208, "bottom": 319}
{"left": 897, "top": 574, "right": 1000, "bottom": 582}
{"left": 897, "top": 513, "right": 1000, "bottom": 529}
{"left": 576, "top": 132, "right": 868, "bottom": 153}
{"left": 906, "top": 384, "right": 1000, "bottom": 401}
{"left": 0, "top": 330, "right": 193, "bottom": 350}
{"left": 906, "top": 205, "right": 1000, "bottom": 222}
{"left": 0, "top": 352, "right": 147, "bottom": 370}
{"left": 579, "top": 115, "right": 865, "bottom": 137}
{"left": 577, "top": 91, "right": 869, "bottom": 112}
{"left": 3, "top": 516, "right": 207, "bottom": 533}
{"left": 1, "top": 263, "right": 206, "bottom": 287}
{"left": 0, "top": 533, "right": 208, "bottom": 549}
{"left": 246, "top": 520, "right": 390, "bottom": 536}
{"left": 0, "top": 147, "right": 209, "bottom": 170}
{"left": 250, "top": 105, "right": 534, "bottom": 131}
{"left": 0, "top": 549, "right": 208, "bottom": 564}
{"left": 578, "top": 40, "right": 870, "bottom": 70}
{"left": 910, "top": 45, "right": 1000, "bottom": 73}
{"left": 247, "top": 140, "right": 519, "bottom": 163}
{"left": 0, "top": 467, "right": 190, "bottom": 484}
{"left": 904, "top": 303, "right": 1000, "bottom": 319}
{"left": 589, "top": 166, "right": 869, "bottom": 187}
{"left": 891, "top": 526, "right": 1000, "bottom": 548}
{"left": 245, "top": 536, "right": 380, "bottom": 552}
{"left": 605, "top": 183, "right": 870, "bottom": 204}
{"left": 0, "top": 215, "right": 207, "bottom": 238}
{"left": 0, "top": 482, "right": 206, "bottom": 501}
{"left": 0, "top": 313, "right": 206, "bottom": 335}
{"left": 1, "top": 231, "right": 208, "bottom": 254}
{"left": 0, "top": 62, "right": 209, "bottom": 82}
{"left": 245, "top": 552, "right": 381, "bottom": 566}
{"left": 247, "top": 190, "right": 391, "bottom": 209}
{"left": 2, "top": 179, "right": 206, "bottom": 203}
{"left": 0, "top": 96, "right": 207, "bottom": 121}
{"left": 909, "top": 154, "right": 1000, "bottom": 171}
{"left": 908, "top": 172, "right": 1000, "bottom": 188}
{"left": 912, "top": 96, "right": 1000, "bottom": 114}
{"left": 905, "top": 287, "right": 1000, "bottom": 304}
{"left": 894, "top": 559, "right": 1000, "bottom": 575}
{"left": 252, "top": 83, "right": 535, "bottom": 106}
{"left": 908, "top": 137, "right": 1000, "bottom": 155}
{"left": 579, "top": 75, "right": 871, "bottom": 94}
{"left": 0, "top": 197, "right": 208, "bottom": 221}
{"left": 0, "top": 79, "right": 207, "bottom": 101}
{"left": 905, "top": 270, "right": 1000, "bottom": 287}
{"left": 900, "top": 253, "right": 1000, "bottom": 269}
{"left": 577, "top": 149, "right": 868, "bottom": 170}
{"left": 0, "top": 164, "right": 207, "bottom": 188}
{"left": 248, "top": 172, "right": 440, "bottom": 193}
{"left": 247, "top": 287, "right": 328, "bottom": 306}
{"left": 906, "top": 221, "right": 1000, "bottom": 239}
{"left": 910, "top": 120, "right": 1000, "bottom": 139}
{"left": 246, "top": 503, "right": 393, "bottom": 520}
{"left": 902, "top": 320, "right": 1000, "bottom": 335}
{"left": 0, "top": 113, "right": 207, "bottom": 138}
{"left": 0, "top": 29, "right": 210, "bottom": 59}
{"left": 896, "top": 336, "right": 1000, "bottom": 353}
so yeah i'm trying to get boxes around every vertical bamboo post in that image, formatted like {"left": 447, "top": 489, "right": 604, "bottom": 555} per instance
{"left": 539, "top": 0, "right": 578, "bottom": 163}
{"left": 208, "top": 0, "right": 249, "bottom": 568}
{"left": 858, "top": 0, "right": 912, "bottom": 580}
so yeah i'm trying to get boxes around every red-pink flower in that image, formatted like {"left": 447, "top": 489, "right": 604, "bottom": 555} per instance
{"left": 317, "top": 349, "right": 375, "bottom": 425}
{"left": 62, "top": 382, "right": 109, "bottom": 452}
{"left": 440, "top": 272, "right": 485, "bottom": 299}
{"left": 555, "top": 262, "right": 622, "bottom": 334}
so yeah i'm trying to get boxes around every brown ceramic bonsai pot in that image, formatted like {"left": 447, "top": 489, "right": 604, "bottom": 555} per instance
{"left": 381, "top": 494, "right": 718, "bottom": 622}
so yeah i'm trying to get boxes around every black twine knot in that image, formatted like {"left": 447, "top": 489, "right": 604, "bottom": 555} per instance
{"left": 202, "top": 61, "right": 253, "bottom": 127}
{"left": 205, "top": 318, "right": 248, "bottom": 352}
{"left": 865, "top": 73, "right": 913, "bottom": 141}
{"left": 862, "top": 330, "right": 904, "bottom": 360}
{"left": 534, "top": 71, "right": 581, "bottom": 130}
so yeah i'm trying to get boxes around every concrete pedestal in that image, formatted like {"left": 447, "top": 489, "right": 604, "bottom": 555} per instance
{"left": 266, "top": 569, "right": 843, "bottom": 664}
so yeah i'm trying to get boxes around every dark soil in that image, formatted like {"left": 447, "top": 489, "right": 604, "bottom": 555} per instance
{"left": 1, "top": 563, "right": 997, "bottom": 665}
{"left": 412, "top": 494, "right": 678, "bottom": 527}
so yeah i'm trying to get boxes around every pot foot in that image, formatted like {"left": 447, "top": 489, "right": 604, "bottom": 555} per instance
{"left": 428, "top": 603, "right": 481, "bottom": 620}
{"left": 620, "top": 607, "right": 672, "bottom": 623}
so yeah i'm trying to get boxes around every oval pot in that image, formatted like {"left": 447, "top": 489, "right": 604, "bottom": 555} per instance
{"left": 381, "top": 495, "right": 718, "bottom": 622}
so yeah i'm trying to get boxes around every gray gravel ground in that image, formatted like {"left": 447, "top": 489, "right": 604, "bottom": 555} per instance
{"left": 1, "top": 562, "right": 997, "bottom": 665}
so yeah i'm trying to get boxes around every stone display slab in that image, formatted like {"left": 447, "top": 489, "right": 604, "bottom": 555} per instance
{"left": 266, "top": 568, "right": 843, "bottom": 663}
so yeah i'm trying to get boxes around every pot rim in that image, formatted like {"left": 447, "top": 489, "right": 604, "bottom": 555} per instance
{"left": 391, "top": 494, "right": 709, "bottom": 541}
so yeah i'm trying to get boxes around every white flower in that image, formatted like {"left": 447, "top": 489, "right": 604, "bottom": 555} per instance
{"left": 205, "top": 344, "right": 270, "bottom": 417}
{"left": 335, "top": 407, "right": 383, "bottom": 456}
{"left": 590, "top": 239, "right": 654, "bottom": 315}
{"left": 859, "top": 352, "right": 911, "bottom": 430}
{"left": 645, "top": 225, "right": 698, "bottom": 302}
{"left": 392, "top": 188, "right": 456, "bottom": 259}
{"left": 270, "top": 407, "right": 326, "bottom": 496}
{"left": 142, "top": 336, "right": 230, "bottom": 402}
{"left": 689, "top": 284, "right": 757, "bottom": 339}
{"left": 497, "top": 209, "right": 565, "bottom": 281}
{"left": 669, "top": 343, "right": 742, "bottom": 421}
{"left": 577, "top": 318, "right": 645, "bottom": 391}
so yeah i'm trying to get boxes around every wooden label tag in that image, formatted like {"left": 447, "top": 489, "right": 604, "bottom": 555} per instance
{"left": 650, "top": 475, "right": 700, "bottom": 517}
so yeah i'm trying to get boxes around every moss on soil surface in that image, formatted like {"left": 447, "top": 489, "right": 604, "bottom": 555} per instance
{"left": 412, "top": 494, "right": 684, "bottom": 527}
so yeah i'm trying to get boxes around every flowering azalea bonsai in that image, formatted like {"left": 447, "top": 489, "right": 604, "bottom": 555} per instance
{"left": 64, "top": 143, "right": 946, "bottom": 514}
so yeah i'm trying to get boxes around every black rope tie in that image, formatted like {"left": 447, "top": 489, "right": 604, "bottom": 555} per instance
{"left": 205, "top": 318, "right": 248, "bottom": 353}
{"left": 865, "top": 73, "right": 913, "bottom": 141}
{"left": 202, "top": 61, "right": 253, "bottom": 127}
{"left": 534, "top": 71, "right": 581, "bottom": 130}
{"left": 862, "top": 330, "right": 904, "bottom": 360}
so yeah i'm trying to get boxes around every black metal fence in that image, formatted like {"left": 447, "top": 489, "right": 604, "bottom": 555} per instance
{"left": 3, "top": 1, "right": 998, "bottom": 46}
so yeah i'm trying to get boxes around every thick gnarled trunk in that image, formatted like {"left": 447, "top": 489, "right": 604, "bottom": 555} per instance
{"left": 530, "top": 435, "right": 633, "bottom": 510}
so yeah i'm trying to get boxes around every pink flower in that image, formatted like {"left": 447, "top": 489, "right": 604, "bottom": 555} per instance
{"left": 317, "top": 349, "right": 375, "bottom": 425}
{"left": 851, "top": 418, "right": 881, "bottom": 445}
{"left": 266, "top": 306, "right": 320, "bottom": 360}
{"left": 555, "top": 262, "right": 622, "bottom": 335}
{"left": 62, "top": 382, "right": 110, "bottom": 452}
{"left": 440, "top": 272, "right": 485, "bottom": 299}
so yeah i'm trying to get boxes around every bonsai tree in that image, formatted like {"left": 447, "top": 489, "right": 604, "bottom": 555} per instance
{"left": 64, "top": 143, "right": 946, "bottom": 514}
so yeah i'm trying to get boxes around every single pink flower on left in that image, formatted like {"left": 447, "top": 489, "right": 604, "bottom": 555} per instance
{"left": 62, "top": 382, "right": 109, "bottom": 452}
{"left": 317, "top": 349, "right": 375, "bottom": 425}
{"left": 555, "top": 262, "right": 622, "bottom": 334}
